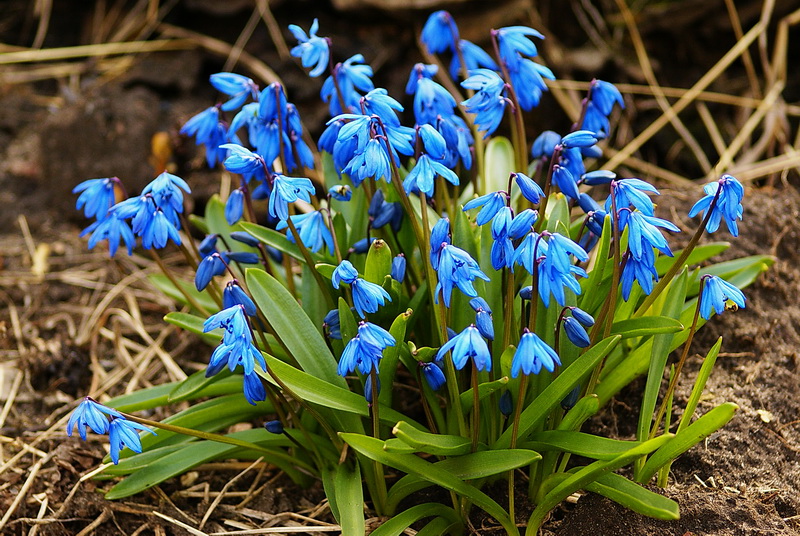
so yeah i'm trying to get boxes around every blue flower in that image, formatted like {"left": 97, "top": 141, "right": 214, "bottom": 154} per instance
{"left": 142, "top": 172, "right": 191, "bottom": 220}
{"left": 532, "top": 130, "right": 562, "bottom": 158}
{"left": 338, "top": 321, "right": 395, "bottom": 376}
{"left": 508, "top": 209, "right": 539, "bottom": 239}
{"left": 430, "top": 217, "right": 451, "bottom": 270}
{"left": 620, "top": 247, "right": 658, "bottom": 300}
{"left": 495, "top": 26, "right": 544, "bottom": 68}
{"left": 449, "top": 39, "right": 498, "bottom": 80}
{"left": 512, "top": 329, "right": 560, "bottom": 377}
{"left": 420, "top": 361, "right": 446, "bottom": 390}
{"left": 421, "top": 10, "right": 458, "bottom": 54}
{"left": 73, "top": 177, "right": 121, "bottom": 220}
{"left": 66, "top": 397, "right": 122, "bottom": 440}
{"left": 221, "top": 144, "right": 266, "bottom": 177}
{"left": 435, "top": 245, "right": 490, "bottom": 307}
{"left": 411, "top": 76, "right": 457, "bottom": 126}
{"left": 203, "top": 305, "right": 266, "bottom": 377}
{"left": 140, "top": 209, "right": 182, "bottom": 249}
{"left": 332, "top": 260, "right": 359, "bottom": 288}
{"left": 582, "top": 80, "right": 624, "bottom": 137}
{"left": 462, "top": 191, "right": 507, "bottom": 226}
{"left": 470, "top": 297, "right": 495, "bottom": 340}
{"left": 436, "top": 325, "right": 491, "bottom": 371}
{"left": 323, "top": 309, "right": 342, "bottom": 339}
{"left": 514, "top": 173, "right": 544, "bottom": 204}
{"left": 198, "top": 234, "right": 219, "bottom": 256}
{"left": 403, "top": 154, "right": 460, "bottom": 197}
{"left": 108, "top": 417, "right": 154, "bottom": 464}
{"left": 351, "top": 278, "right": 392, "bottom": 318}
{"left": 84, "top": 212, "right": 135, "bottom": 257}
{"left": 277, "top": 211, "right": 334, "bottom": 254}
{"left": 345, "top": 137, "right": 393, "bottom": 184}
{"left": 462, "top": 69, "right": 507, "bottom": 137}
{"left": 552, "top": 164, "right": 579, "bottom": 199}
{"left": 361, "top": 88, "right": 404, "bottom": 126}
{"left": 391, "top": 255, "right": 406, "bottom": 283}
{"left": 269, "top": 174, "right": 314, "bottom": 221}
{"left": 364, "top": 374, "right": 380, "bottom": 403}
{"left": 699, "top": 275, "right": 746, "bottom": 320}
{"left": 561, "top": 130, "right": 599, "bottom": 149}
{"left": 688, "top": 174, "right": 744, "bottom": 236}
{"left": 223, "top": 281, "right": 257, "bottom": 316}
{"left": 210, "top": 72, "right": 259, "bottom": 111}
{"left": 242, "top": 372, "right": 266, "bottom": 405}
{"left": 196, "top": 253, "right": 227, "bottom": 291}
{"left": 563, "top": 317, "right": 590, "bottom": 347}
{"left": 329, "top": 184, "right": 352, "bottom": 201}
{"left": 321, "top": 55, "right": 374, "bottom": 116}
{"left": 491, "top": 207, "right": 513, "bottom": 240}
{"left": 289, "top": 19, "right": 329, "bottom": 77}
{"left": 225, "top": 188, "right": 245, "bottom": 225}
{"left": 491, "top": 237, "right": 515, "bottom": 270}
{"left": 625, "top": 211, "right": 680, "bottom": 260}
{"left": 569, "top": 307, "right": 595, "bottom": 327}
{"left": 606, "top": 178, "right": 659, "bottom": 223}
{"left": 226, "top": 251, "right": 260, "bottom": 264}
{"left": 368, "top": 189, "right": 402, "bottom": 230}
{"left": 181, "top": 106, "right": 220, "bottom": 145}
{"left": 508, "top": 59, "right": 554, "bottom": 110}
{"left": 406, "top": 63, "right": 439, "bottom": 95}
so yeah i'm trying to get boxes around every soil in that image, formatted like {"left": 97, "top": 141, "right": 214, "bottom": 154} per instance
{"left": 1, "top": 1, "right": 799, "bottom": 535}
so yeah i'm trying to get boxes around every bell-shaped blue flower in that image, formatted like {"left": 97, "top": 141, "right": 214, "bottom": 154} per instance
{"left": 462, "top": 191, "right": 508, "bottom": 226}
{"left": 242, "top": 372, "right": 267, "bottom": 405}
{"left": 563, "top": 317, "right": 591, "bottom": 347}
{"left": 66, "top": 397, "right": 122, "bottom": 440}
{"left": 421, "top": 10, "right": 458, "bottom": 54}
{"left": 351, "top": 278, "right": 392, "bottom": 318}
{"left": 338, "top": 321, "right": 395, "bottom": 376}
{"left": 108, "top": 417, "right": 154, "bottom": 464}
{"left": 435, "top": 245, "right": 490, "bottom": 307}
{"left": 688, "top": 174, "right": 744, "bottom": 236}
{"left": 332, "top": 260, "right": 359, "bottom": 288}
{"left": 420, "top": 361, "right": 446, "bottom": 390}
{"left": 699, "top": 275, "right": 746, "bottom": 320}
{"left": 449, "top": 39, "right": 498, "bottom": 80}
{"left": 462, "top": 69, "right": 507, "bottom": 137}
{"left": 512, "top": 329, "right": 561, "bottom": 377}
{"left": 277, "top": 211, "right": 335, "bottom": 254}
{"left": 73, "top": 177, "right": 121, "bottom": 220}
{"left": 289, "top": 19, "right": 329, "bottom": 77}
{"left": 436, "top": 325, "right": 491, "bottom": 371}
{"left": 403, "top": 154, "right": 459, "bottom": 197}
{"left": 269, "top": 174, "right": 314, "bottom": 221}
{"left": 514, "top": 172, "right": 544, "bottom": 204}
{"left": 223, "top": 280, "right": 257, "bottom": 316}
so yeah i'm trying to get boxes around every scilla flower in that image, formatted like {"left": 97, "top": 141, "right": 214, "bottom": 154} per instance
{"left": 421, "top": 10, "right": 458, "bottom": 54}
{"left": 210, "top": 72, "right": 259, "bottom": 111}
{"left": 699, "top": 275, "right": 746, "bottom": 320}
{"left": 331, "top": 260, "right": 391, "bottom": 318}
{"left": 269, "top": 174, "right": 315, "bottom": 221}
{"left": 436, "top": 325, "right": 491, "bottom": 372}
{"left": 108, "top": 418, "right": 154, "bottom": 464}
{"left": 688, "top": 174, "right": 744, "bottom": 236}
{"left": 338, "top": 322, "right": 395, "bottom": 376}
{"left": 66, "top": 397, "right": 122, "bottom": 440}
{"left": 462, "top": 69, "right": 508, "bottom": 137}
{"left": 289, "top": 19, "right": 329, "bottom": 77}
{"left": 512, "top": 329, "right": 560, "bottom": 377}
{"left": 435, "top": 244, "right": 490, "bottom": 307}
{"left": 73, "top": 177, "right": 121, "bottom": 220}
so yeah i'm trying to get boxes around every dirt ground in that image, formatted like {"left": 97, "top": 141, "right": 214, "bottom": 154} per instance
{"left": 1, "top": 1, "right": 799, "bottom": 535}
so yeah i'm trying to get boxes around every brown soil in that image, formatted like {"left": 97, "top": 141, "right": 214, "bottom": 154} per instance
{"left": 1, "top": 1, "right": 799, "bottom": 535}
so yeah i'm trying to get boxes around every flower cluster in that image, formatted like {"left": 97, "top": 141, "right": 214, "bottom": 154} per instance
{"left": 66, "top": 398, "right": 154, "bottom": 464}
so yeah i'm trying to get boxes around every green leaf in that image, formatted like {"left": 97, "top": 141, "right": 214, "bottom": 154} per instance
{"left": 338, "top": 297, "right": 358, "bottom": 344}
{"left": 246, "top": 269, "right": 343, "bottom": 386}
{"left": 378, "top": 310, "right": 412, "bottom": 408}
{"left": 342, "top": 433, "right": 521, "bottom": 536}
{"left": 545, "top": 194, "right": 570, "bottom": 232}
{"left": 585, "top": 472, "right": 679, "bottom": 520}
{"left": 580, "top": 214, "right": 613, "bottom": 314}
{"left": 637, "top": 270, "right": 688, "bottom": 446}
{"left": 148, "top": 274, "right": 217, "bottom": 313}
{"left": 392, "top": 421, "right": 471, "bottom": 456}
{"left": 101, "top": 444, "right": 183, "bottom": 475}
{"left": 526, "top": 434, "right": 673, "bottom": 532}
{"left": 495, "top": 335, "right": 621, "bottom": 449}
{"left": 371, "top": 503, "right": 462, "bottom": 536}
{"left": 167, "top": 368, "right": 241, "bottom": 403}
{"left": 331, "top": 462, "right": 365, "bottom": 535}
{"left": 104, "top": 383, "right": 176, "bottom": 413}
{"left": 523, "top": 431, "right": 640, "bottom": 460}
{"left": 654, "top": 242, "right": 730, "bottom": 276}
{"left": 483, "top": 136, "right": 515, "bottom": 194}
{"left": 557, "top": 395, "right": 600, "bottom": 432}
{"left": 239, "top": 221, "right": 323, "bottom": 264}
{"left": 610, "top": 316, "right": 684, "bottom": 339}
{"left": 365, "top": 239, "right": 392, "bottom": 284}
{"left": 460, "top": 376, "right": 509, "bottom": 412}
{"left": 385, "top": 449, "right": 542, "bottom": 513}
{"left": 163, "top": 311, "right": 220, "bottom": 345}
{"left": 259, "top": 354, "right": 417, "bottom": 430}
{"left": 416, "top": 517, "right": 461, "bottom": 536}
{"left": 637, "top": 402, "right": 738, "bottom": 483}
{"left": 104, "top": 429, "right": 300, "bottom": 499}
{"left": 678, "top": 338, "right": 722, "bottom": 432}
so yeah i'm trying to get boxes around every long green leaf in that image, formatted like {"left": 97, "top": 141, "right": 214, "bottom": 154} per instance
{"left": 526, "top": 434, "right": 673, "bottom": 533}
{"left": 524, "top": 431, "right": 640, "bottom": 460}
{"left": 371, "top": 503, "right": 462, "bottom": 536}
{"left": 678, "top": 337, "right": 722, "bottom": 432}
{"left": 585, "top": 472, "right": 679, "bottom": 520}
{"left": 163, "top": 311, "right": 221, "bottom": 345}
{"left": 342, "top": 433, "right": 520, "bottom": 536}
{"left": 260, "top": 354, "right": 418, "bottom": 430}
{"left": 637, "top": 270, "right": 688, "bottom": 446}
{"left": 495, "top": 335, "right": 620, "bottom": 449}
{"left": 378, "top": 310, "right": 411, "bottom": 408}
{"left": 460, "top": 376, "right": 509, "bottom": 412}
{"left": 331, "top": 462, "right": 365, "bottom": 535}
{"left": 638, "top": 402, "right": 738, "bottom": 482}
{"left": 610, "top": 316, "right": 684, "bottom": 339}
{"left": 385, "top": 450, "right": 541, "bottom": 513}
{"left": 246, "top": 269, "right": 343, "bottom": 386}
{"left": 392, "top": 421, "right": 471, "bottom": 456}
{"left": 105, "top": 429, "right": 302, "bottom": 499}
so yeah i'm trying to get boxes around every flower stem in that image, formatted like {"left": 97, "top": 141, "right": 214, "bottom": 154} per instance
{"left": 149, "top": 249, "right": 211, "bottom": 316}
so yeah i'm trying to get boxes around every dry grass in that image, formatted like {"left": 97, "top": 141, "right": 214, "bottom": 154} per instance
{"left": 1, "top": 0, "right": 799, "bottom": 534}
